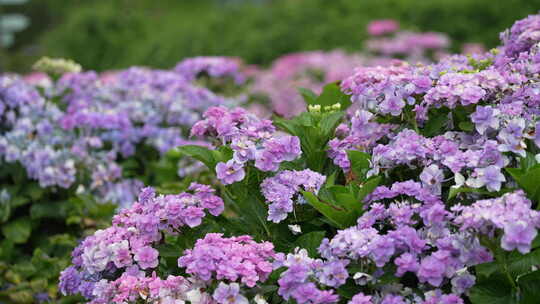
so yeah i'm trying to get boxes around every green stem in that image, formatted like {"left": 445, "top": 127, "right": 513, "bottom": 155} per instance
{"left": 485, "top": 237, "right": 518, "bottom": 290}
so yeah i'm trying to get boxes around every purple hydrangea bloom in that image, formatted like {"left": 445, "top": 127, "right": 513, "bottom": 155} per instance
{"left": 213, "top": 282, "right": 249, "bottom": 304}
{"left": 349, "top": 293, "right": 373, "bottom": 304}
{"left": 134, "top": 246, "right": 159, "bottom": 269}
{"left": 471, "top": 106, "right": 499, "bottom": 134}
{"left": 261, "top": 169, "right": 326, "bottom": 223}
{"left": 501, "top": 220, "right": 538, "bottom": 254}
{"left": 420, "top": 164, "right": 444, "bottom": 195}
{"left": 469, "top": 165, "right": 506, "bottom": 192}
{"left": 58, "top": 266, "right": 81, "bottom": 295}
{"left": 216, "top": 160, "right": 246, "bottom": 185}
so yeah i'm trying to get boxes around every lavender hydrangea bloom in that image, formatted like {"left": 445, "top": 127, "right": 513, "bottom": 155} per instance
{"left": 501, "top": 220, "right": 538, "bottom": 254}
{"left": 349, "top": 293, "right": 373, "bottom": 304}
{"left": 178, "top": 233, "right": 276, "bottom": 287}
{"left": 58, "top": 266, "right": 81, "bottom": 295}
{"left": 58, "top": 184, "right": 224, "bottom": 301}
{"left": 451, "top": 271, "right": 476, "bottom": 295}
{"left": 420, "top": 164, "right": 444, "bottom": 195}
{"left": 534, "top": 122, "right": 540, "bottom": 147}
{"left": 276, "top": 249, "right": 341, "bottom": 304}
{"left": 261, "top": 169, "right": 326, "bottom": 223}
{"left": 471, "top": 106, "right": 499, "bottom": 134}
{"left": 134, "top": 246, "right": 159, "bottom": 269}
{"left": 213, "top": 282, "right": 249, "bottom": 304}
{"left": 417, "top": 253, "right": 448, "bottom": 286}
{"left": 316, "top": 260, "right": 349, "bottom": 287}
{"left": 454, "top": 191, "right": 540, "bottom": 254}
{"left": 216, "top": 160, "right": 246, "bottom": 185}
{"left": 497, "top": 118, "right": 527, "bottom": 156}
{"left": 468, "top": 165, "right": 506, "bottom": 192}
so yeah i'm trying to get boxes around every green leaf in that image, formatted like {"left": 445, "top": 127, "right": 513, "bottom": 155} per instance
{"left": 30, "top": 201, "right": 67, "bottom": 219}
{"left": 519, "top": 152, "right": 539, "bottom": 171}
{"left": 448, "top": 186, "right": 491, "bottom": 200}
{"left": 507, "top": 249, "right": 540, "bottom": 278}
{"left": 298, "top": 87, "right": 317, "bottom": 104}
{"left": 319, "top": 111, "right": 344, "bottom": 138}
{"left": 315, "top": 82, "right": 351, "bottom": 109}
{"left": 10, "top": 196, "right": 30, "bottom": 208}
{"left": 294, "top": 231, "right": 325, "bottom": 257}
{"left": 421, "top": 108, "right": 449, "bottom": 137}
{"left": 357, "top": 176, "right": 382, "bottom": 202}
{"left": 25, "top": 183, "right": 44, "bottom": 201}
{"left": 518, "top": 270, "right": 540, "bottom": 304}
{"left": 469, "top": 273, "right": 517, "bottom": 304}
{"left": 177, "top": 145, "right": 220, "bottom": 172}
{"left": 347, "top": 150, "right": 371, "bottom": 181}
{"left": 302, "top": 191, "right": 355, "bottom": 229}
{"left": 2, "top": 218, "right": 32, "bottom": 244}
{"left": 506, "top": 165, "right": 540, "bottom": 203}
{"left": 458, "top": 121, "right": 475, "bottom": 132}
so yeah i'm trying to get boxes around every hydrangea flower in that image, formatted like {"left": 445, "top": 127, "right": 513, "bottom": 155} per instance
{"left": 261, "top": 169, "right": 326, "bottom": 223}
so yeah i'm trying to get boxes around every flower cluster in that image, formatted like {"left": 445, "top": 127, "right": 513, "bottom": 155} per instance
{"left": 58, "top": 184, "right": 224, "bottom": 302}
{"left": 33, "top": 56, "right": 82, "bottom": 75}
{"left": 192, "top": 106, "right": 302, "bottom": 184}
{"left": 174, "top": 56, "right": 246, "bottom": 84}
{"left": 365, "top": 19, "right": 450, "bottom": 62}
{"left": 275, "top": 248, "right": 347, "bottom": 304}
{"left": 332, "top": 20, "right": 540, "bottom": 195}
{"left": 261, "top": 169, "right": 326, "bottom": 223}
{"left": 453, "top": 191, "right": 540, "bottom": 254}
{"left": 1, "top": 56, "right": 247, "bottom": 204}
{"left": 178, "top": 233, "right": 276, "bottom": 287}
{"left": 318, "top": 181, "right": 491, "bottom": 301}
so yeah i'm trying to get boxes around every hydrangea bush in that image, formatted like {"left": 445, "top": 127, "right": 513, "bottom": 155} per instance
{"left": 58, "top": 14, "right": 540, "bottom": 304}
{"left": 0, "top": 56, "right": 248, "bottom": 303}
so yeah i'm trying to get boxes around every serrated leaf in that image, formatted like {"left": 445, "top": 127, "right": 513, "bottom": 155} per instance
{"left": 302, "top": 191, "right": 355, "bottom": 229}
{"left": 315, "top": 82, "right": 351, "bottom": 109}
{"left": 177, "top": 145, "right": 219, "bottom": 172}
{"left": 319, "top": 111, "right": 344, "bottom": 138}
{"left": 298, "top": 87, "right": 317, "bottom": 104}
{"left": 2, "top": 218, "right": 31, "bottom": 244}
{"left": 469, "top": 273, "right": 517, "bottom": 304}
{"left": 506, "top": 165, "right": 540, "bottom": 203}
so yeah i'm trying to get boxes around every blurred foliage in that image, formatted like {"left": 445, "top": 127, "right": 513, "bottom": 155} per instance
{"left": 3, "top": 0, "right": 540, "bottom": 72}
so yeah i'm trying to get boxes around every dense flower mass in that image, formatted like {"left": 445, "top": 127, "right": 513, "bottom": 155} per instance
{"left": 47, "top": 12, "right": 540, "bottom": 304}
{"left": 58, "top": 184, "right": 225, "bottom": 302}
{"left": 192, "top": 106, "right": 302, "bottom": 184}
{"left": 178, "top": 233, "right": 276, "bottom": 287}
{"left": 0, "top": 56, "right": 246, "bottom": 205}
{"left": 274, "top": 249, "right": 346, "bottom": 304}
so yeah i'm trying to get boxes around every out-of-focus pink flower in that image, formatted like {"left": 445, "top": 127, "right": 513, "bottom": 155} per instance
{"left": 367, "top": 19, "right": 399, "bottom": 36}
{"left": 462, "top": 43, "right": 486, "bottom": 55}
{"left": 23, "top": 72, "right": 52, "bottom": 87}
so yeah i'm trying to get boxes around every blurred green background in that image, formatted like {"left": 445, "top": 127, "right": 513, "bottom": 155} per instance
{"left": 1, "top": 0, "right": 540, "bottom": 72}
